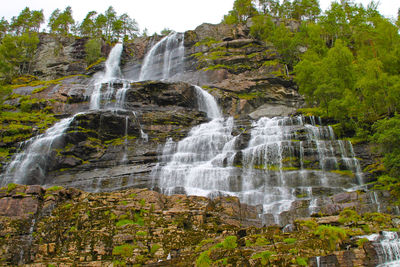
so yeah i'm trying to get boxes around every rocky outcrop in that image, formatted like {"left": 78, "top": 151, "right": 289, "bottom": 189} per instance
{"left": 40, "top": 81, "right": 208, "bottom": 191}
{"left": 32, "top": 34, "right": 110, "bottom": 80}
{"left": 120, "top": 23, "right": 304, "bottom": 118}
{"left": 0, "top": 184, "right": 398, "bottom": 266}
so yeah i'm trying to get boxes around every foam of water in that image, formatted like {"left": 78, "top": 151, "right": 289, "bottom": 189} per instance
{"left": 1, "top": 116, "right": 75, "bottom": 186}
{"left": 90, "top": 43, "right": 124, "bottom": 110}
{"left": 361, "top": 231, "right": 400, "bottom": 266}
{"left": 155, "top": 89, "right": 364, "bottom": 223}
{"left": 139, "top": 32, "right": 185, "bottom": 81}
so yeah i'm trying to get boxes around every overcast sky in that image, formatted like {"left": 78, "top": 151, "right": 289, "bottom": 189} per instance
{"left": 0, "top": 0, "right": 398, "bottom": 34}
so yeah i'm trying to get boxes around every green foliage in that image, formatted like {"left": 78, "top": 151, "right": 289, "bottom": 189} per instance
{"left": 221, "top": 236, "right": 237, "bottom": 249}
{"left": 314, "top": 225, "right": 347, "bottom": 250}
{"left": 9, "top": 7, "right": 44, "bottom": 35}
{"left": 196, "top": 250, "right": 212, "bottom": 267}
{"left": 251, "top": 250, "right": 275, "bottom": 266}
{"left": 48, "top": 7, "right": 75, "bottom": 35}
{"left": 116, "top": 219, "right": 134, "bottom": 227}
{"left": 112, "top": 244, "right": 134, "bottom": 257}
{"left": 296, "top": 257, "right": 308, "bottom": 266}
{"left": 338, "top": 208, "right": 361, "bottom": 225}
{"left": 150, "top": 244, "right": 161, "bottom": 254}
{"left": 283, "top": 238, "right": 297, "bottom": 244}
{"left": 0, "top": 32, "right": 39, "bottom": 82}
{"left": 356, "top": 238, "right": 369, "bottom": 248}
{"left": 373, "top": 114, "right": 400, "bottom": 177}
{"left": 7, "top": 183, "right": 17, "bottom": 192}
{"left": 223, "top": 0, "right": 257, "bottom": 24}
{"left": 85, "top": 38, "right": 102, "bottom": 65}
{"left": 46, "top": 186, "right": 63, "bottom": 192}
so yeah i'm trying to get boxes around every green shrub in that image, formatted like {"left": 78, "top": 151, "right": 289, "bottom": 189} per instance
{"left": 85, "top": 38, "right": 102, "bottom": 65}
{"left": 251, "top": 250, "right": 275, "bottom": 266}
{"left": 296, "top": 257, "right": 308, "bottom": 266}
{"left": 222, "top": 235, "right": 237, "bottom": 249}
{"left": 338, "top": 208, "right": 361, "bottom": 225}
{"left": 196, "top": 250, "right": 212, "bottom": 267}
{"left": 116, "top": 219, "right": 134, "bottom": 227}
{"left": 112, "top": 244, "right": 134, "bottom": 257}
{"left": 283, "top": 238, "right": 297, "bottom": 244}
{"left": 314, "top": 225, "right": 347, "bottom": 250}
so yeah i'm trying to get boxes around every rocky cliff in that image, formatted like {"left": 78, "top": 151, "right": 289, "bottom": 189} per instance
{"left": 0, "top": 184, "right": 399, "bottom": 266}
{"left": 0, "top": 22, "right": 398, "bottom": 266}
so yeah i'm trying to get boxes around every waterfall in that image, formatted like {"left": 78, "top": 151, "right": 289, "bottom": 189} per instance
{"left": 1, "top": 116, "right": 75, "bottom": 186}
{"left": 139, "top": 32, "right": 185, "bottom": 81}
{"left": 361, "top": 232, "right": 400, "bottom": 266}
{"left": 155, "top": 100, "right": 364, "bottom": 223}
{"left": 194, "top": 85, "right": 222, "bottom": 119}
{"left": 1, "top": 44, "right": 128, "bottom": 186}
{"left": 90, "top": 43, "right": 124, "bottom": 110}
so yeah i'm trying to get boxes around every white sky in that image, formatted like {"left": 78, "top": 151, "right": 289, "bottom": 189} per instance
{"left": 0, "top": 0, "right": 398, "bottom": 34}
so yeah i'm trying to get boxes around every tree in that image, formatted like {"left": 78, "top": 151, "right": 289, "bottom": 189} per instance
{"left": 9, "top": 7, "right": 44, "bottom": 35}
{"left": 0, "top": 33, "right": 39, "bottom": 81}
{"left": 48, "top": 6, "right": 75, "bottom": 35}
{"left": 80, "top": 11, "right": 98, "bottom": 38}
{"left": 373, "top": 114, "right": 400, "bottom": 177}
{"left": 223, "top": 0, "right": 258, "bottom": 24}
{"left": 85, "top": 38, "right": 102, "bottom": 64}
{"left": 103, "top": 6, "right": 117, "bottom": 41}
{"left": 257, "top": 0, "right": 280, "bottom": 16}
{"left": 291, "top": 0, "right": 321, "bottom": 21}
{"left": 0, "top": 17, "right": 8, "bottom": 40}
{"left": 160, "top": 28, "right": 172, "bottom": 36}
{"left": 116, "top": 13, "right": 139, "bottom": 40}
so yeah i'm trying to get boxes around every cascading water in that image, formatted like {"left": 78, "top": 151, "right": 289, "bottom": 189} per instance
{"left": 139, "top": 32, "right": 185, "bottom": 81}
{"left": 1, "top": 117, "right": 75, "bottom": 186}
{"left": 154, "top": 86, "right": 364, "bottom": 223}
{"left": 90, "top": 43, "right": 124, "bottom": 110}
{"left": 361, "top": 232, "right": 400, "bottom": 266}
{"left": 1, "top": 43, "right": 129, "bottom": 186}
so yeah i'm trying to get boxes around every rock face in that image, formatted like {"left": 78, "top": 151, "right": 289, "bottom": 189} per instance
{"left": 32, "top": 34, "right": 111, "bottom": 80}
{"left": 0, "top": 21, "right": 397, "bottom": 266}
{"left": 0, "top": 184, "right": 398, "bottom": 266}
{"left": 41, "top": 81, "right": 207, "bottom": 191}
{"left": 121, "top": 23, "right": 303, "bottom": 118}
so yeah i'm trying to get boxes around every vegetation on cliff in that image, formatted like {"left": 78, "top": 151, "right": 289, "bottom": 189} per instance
{"left": 0, "top": 6, "right": 139, "bottom": 84}
{"left": 222, "top": 0, "right": 400, "bottom": 200}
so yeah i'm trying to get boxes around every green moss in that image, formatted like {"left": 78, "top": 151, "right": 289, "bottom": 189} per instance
{"left": 7, "top": 183, "right": 17, "bottom": 192}
{"left": 296, "top": 107, "right": 325, "bottom": 118}
{"left": 356, "top": 238, "right": 369, "bottom": 248}
{"left": 112, "top": 244, "right": 134, "bottom": 257}
{"left": 283, "top": 238, "right": 297, "bottom": 244}
{"left": 221, "top": 235, "right": 237, "bottom": 249}
{"left": 86, "top": 57, "right": 106, "bottom": 70}
{"left": 314, "top": 225, "right": 347, "bottom": 250}
{"left": 150, "top": 244, "right": 161, "bottom": 254}
{"left": 296, "top": 257, "right": 308, "bottom": 266}
{"left": 46, "top": 186, "right": 63, "bottom": 192}
{"left": 203, "top": 64, "right": 233, "bottom": 71}
{"left": 255, "top": 237, "right": 270, "bottom": 246}
{"left": 136, "top": 231, "right": 147, "bottom": 236}
{"left": 116, "top": 219, "right": 134, "bottom": 227}
{"left": 251, "top": 250, "right": 275, "bottom": 266}
{"left": 196, "top": 250, "right": 212, "bottom": 267}
{"left": 194, "top": 37, "right": 220, "bottom": 48}
{"left": 338, "top": 208, "right": 361, "bottom": 225}
{"left": 330, "top": 170, "right": 355, "bottom": 178}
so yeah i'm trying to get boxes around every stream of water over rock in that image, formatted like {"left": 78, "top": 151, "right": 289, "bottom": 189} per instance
{"left": 1, "top": 43, "right": 127, "bottom": 186}
{"left": 2, "top": 32, "right": 365, "bottom": 226}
